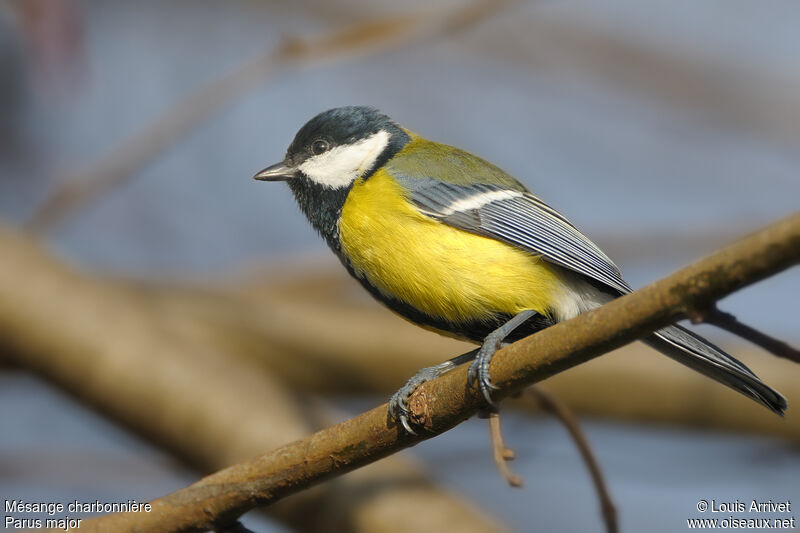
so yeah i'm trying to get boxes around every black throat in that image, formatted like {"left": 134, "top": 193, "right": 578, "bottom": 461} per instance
{"left": 287, "top": 177, "right": 352, "bottom": 254}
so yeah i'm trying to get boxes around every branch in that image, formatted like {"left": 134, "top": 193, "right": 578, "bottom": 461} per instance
{"left": 484, "top": 388, "right": 617, "bottom": 533}
{"left": 0, "top": 225, "right": 505, "bottom": 532}
{"left": 69, "top": 214, "right": 800, "bottom": 532}
{"left": 486, "top": 409, "right": 524, "bottom": 487}
{"left": 527, "top": 387, "right": 618, "bottom": 533}
{"left": 691, "top": 307, "right": 800, "bottom": 363}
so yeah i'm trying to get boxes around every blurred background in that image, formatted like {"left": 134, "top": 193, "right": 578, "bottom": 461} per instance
{"left": 1, "top": 0, "right": 798, "bottom": 531}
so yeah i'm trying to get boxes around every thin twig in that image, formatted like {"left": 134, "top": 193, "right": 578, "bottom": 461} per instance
{"left": 528, "top": 386, "right": 618, "bottom": 533}
{"left": 25, "top": 0, "right": 516, "bottom": 234}
{"left": 68, "top": 213, "right": 800, "bottom": 533}
{"left": 486, "top": 409, "right": 524, "bottom": 487}
{"left": 691, "top": 307, "right": 800, "bottom": 364}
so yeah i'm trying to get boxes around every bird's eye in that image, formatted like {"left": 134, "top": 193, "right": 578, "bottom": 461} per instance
{"left": 311, "top": 139, "right": 329, "bottom": 155}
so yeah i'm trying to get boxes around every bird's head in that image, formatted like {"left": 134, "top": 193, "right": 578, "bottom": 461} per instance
{"left": 255, "top": 106, "right": 410, "bottom": 189}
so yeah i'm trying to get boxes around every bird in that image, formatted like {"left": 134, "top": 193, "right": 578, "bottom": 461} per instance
{"left": 254, "top": 106, "right": 786, "bottom": 432}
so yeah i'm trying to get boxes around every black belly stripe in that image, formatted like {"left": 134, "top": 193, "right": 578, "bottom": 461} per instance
{"left": 342, "top": 259, "right": 556, "bottom": 344}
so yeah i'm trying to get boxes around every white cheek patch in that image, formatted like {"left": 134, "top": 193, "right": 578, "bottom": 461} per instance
{"left": 298, "top": 130, "right": 391, "bottom": 189}
{"left": 440, "top": 190, "right": 524, "bottom": 216}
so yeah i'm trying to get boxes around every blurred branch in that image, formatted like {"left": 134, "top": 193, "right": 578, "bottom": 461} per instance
{"left": 464, "top": 11, "right": 800, "bottom": 143}
{"left": 485, "top": 409, "right": 523, "bottom": 487}
{"left": 483, "top": 385, "right": 616, "bottom": 533}
{"left": 25, "top": 0, "right": 517, "bottom": 234}
{"left": 690, "top": 307, "right": 800, "bottom": 364}
{"left": 69, "top": 213, "right": 799, "bottom": 532}
{"left": 0, "top": 224, "right": 506, "bottom": 532}
{"left": 527, "top": 387, "right": 617, "bottom": 533}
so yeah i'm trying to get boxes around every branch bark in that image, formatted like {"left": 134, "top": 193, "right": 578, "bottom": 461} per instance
{"left": 67, "top": 213, "right": 799, "bottom": 532}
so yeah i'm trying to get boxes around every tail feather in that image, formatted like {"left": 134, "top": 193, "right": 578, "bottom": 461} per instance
{"left": 644, "top": 324, "right": 787, "bottom": 415}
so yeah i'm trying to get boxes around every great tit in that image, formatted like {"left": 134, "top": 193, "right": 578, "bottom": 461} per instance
{"left": 254, "top": 106, "right": 786, "bottom": 431}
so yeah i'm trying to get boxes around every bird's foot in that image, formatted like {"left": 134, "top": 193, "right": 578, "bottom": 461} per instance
{"left": 389, "top": 361, "right": 455, "bottom": 434}
{"left": 467, "top": 337, "right": 502, "bottom": 407}
{"left": 467, "top": 309, "right": 538, "bottom": 406}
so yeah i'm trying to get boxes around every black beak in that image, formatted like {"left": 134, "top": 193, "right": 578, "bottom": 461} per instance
{"left": 254, "top": 161, "right": 299, "bottom": 181}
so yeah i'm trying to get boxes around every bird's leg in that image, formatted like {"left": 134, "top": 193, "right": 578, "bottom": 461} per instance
{"left": 389, "top": 349, "right": 478, "bottom": 434}
{"left": 468, "top": 309, "right": 538, "bottom": 406}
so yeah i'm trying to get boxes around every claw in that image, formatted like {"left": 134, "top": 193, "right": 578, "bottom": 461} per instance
{"left": 480, "top": 380, "right": 499, "bottom": 406}
{"left": 388, "top": 388, "right": 417, "bottom": 435}
{"left": 400, "top": 414, "right": 416, "bottom": 435}
{"left": 470, "top": 362, "right": 498, "bottom": 407}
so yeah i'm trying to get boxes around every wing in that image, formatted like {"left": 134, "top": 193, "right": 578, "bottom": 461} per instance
{"left": 390, "top": 172, "right": 632, "bottom": 295}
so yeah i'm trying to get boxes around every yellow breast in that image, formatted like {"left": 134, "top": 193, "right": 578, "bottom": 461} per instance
{"left": 338, "top": 170, "right": 561, "bottom": 325}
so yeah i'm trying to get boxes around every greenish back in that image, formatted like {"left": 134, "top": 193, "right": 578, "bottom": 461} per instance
{"left": 386, "top": 134, "right": 529, "bottom": 191}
